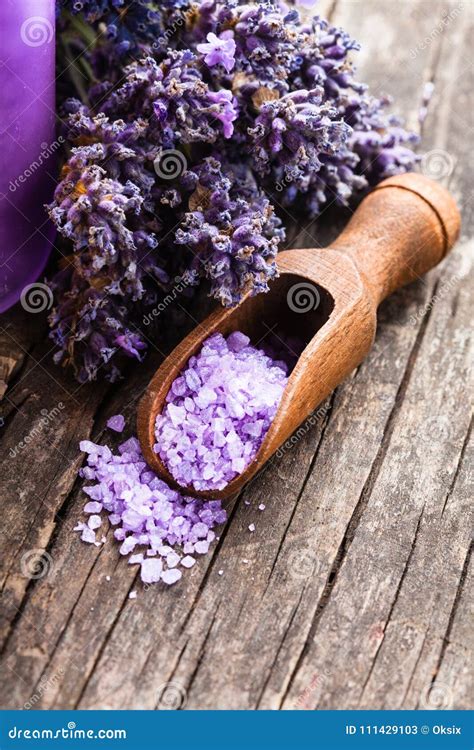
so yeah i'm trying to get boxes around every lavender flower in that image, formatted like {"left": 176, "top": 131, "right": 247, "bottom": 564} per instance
{"left": 50, "top": 0, "right": 418, "bottom": 381}
{"left": 197, "top": 31, "right": 237, "bottom": 73}
{"left": 175, "top": 158, "right": 284, "bottom": 306}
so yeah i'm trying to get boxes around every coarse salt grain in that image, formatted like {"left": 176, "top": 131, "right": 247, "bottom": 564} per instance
{"left": 154, "top": 332, "right": 288, "bottom": 492}
{"left": 248, "top": 523, "right": 255, "bottom": 532}
{"left": 161, "top": 568, "right": 182, "bottom": 585}
{"left": 107, "top": 414, "right": 126, "bottom": 433}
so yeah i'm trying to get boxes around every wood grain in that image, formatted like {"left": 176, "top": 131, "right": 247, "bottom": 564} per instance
{"left": 0, "top": 0, "right": 471, "bottom": 710}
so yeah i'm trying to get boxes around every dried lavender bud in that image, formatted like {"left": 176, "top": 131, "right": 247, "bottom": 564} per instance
{"left": 51, "top": 0, "right": 418, "bottom": 381}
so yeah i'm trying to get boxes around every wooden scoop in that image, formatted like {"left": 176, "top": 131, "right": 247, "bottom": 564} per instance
{"left": 137, "top": 173, "right": 460, "bottom": 499}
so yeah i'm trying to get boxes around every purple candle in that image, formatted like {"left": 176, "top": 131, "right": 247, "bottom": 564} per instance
{"left": 0, "top": 0, "right": 56, "bottom": 313}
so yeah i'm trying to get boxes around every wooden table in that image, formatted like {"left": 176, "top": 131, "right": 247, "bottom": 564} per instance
{"left": 0, "top": 0, "right": 472, "bottom": 710}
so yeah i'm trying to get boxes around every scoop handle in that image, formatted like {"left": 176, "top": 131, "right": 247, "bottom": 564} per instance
{"left": 329, "top": 173, "right": 461, "bottom": 304}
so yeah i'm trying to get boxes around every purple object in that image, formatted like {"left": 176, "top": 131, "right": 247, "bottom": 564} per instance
{"left": 0, "top": 1, "right": 56, "bottom": 313}
{"left": 106, "top": 414, "right": 126, "bottom": 433}
{"left": 197, "top": 31, "right": 236, "bottom": 73}
{"left": 154, "top": 332, "right": 288, "bottom": 492}
{"left": 76, "top": 431, "right": 227, "bottom": 587}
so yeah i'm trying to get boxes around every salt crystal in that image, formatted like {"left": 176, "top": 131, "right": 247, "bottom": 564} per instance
{"left": 161, "top": 568, "right": 182, "bottom": 585}
{"left": 128, "top": 553, "right": 144, "bottom": 565}
{"left": 166, "top": 551, "right": 181, "bottom": 568}
{"left": 107, "top": 414, "right": 125, "bottom": 433}
{"left": 258, "top": 504, "right": 266, "bottom": 511}
{"left": 88, "top": 514, "right": 102, "bottom": 530}
{"left": 105, "top": 575, "right": 111, "bottom": 582}
{"left": 193, "top": 522, "right": 208, "bottom": 538}
{"left": 140, "top": 558, "right": 163, "bottom": 584}
{"left": 84, "top": 501, "right": 103, "bottom": 514}
{"left": 119, "top": 537, "right": 137, "bottom": 556}
{"left": 181, "top": 555, "right": 196, "bottom": 568}
{"left": 194, "top": 540, "right": 210, "bottom": 554}
{"left": 218, "top": 570, "right": 224, "bottom": 576}
{"left": 129, "top": 591, "right": 137, "bottom": 600}
{"left": 81, "top": 527, "right": 96, "bottom": 544}
{"left": 248, "top": 524, "right": 255, "bottom": 532}
{"left": 227, "top": 331, "right": 250, "bottom": 352}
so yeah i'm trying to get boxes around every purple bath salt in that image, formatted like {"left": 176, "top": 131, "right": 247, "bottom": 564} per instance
{"left": 107, "top": 414, "right": 126, "bottom": 433}
{"left": 76, "top": 426, "right": 227, "bottom": 587}
{"left": 154, "top": 332, "right": 288, "bottom": 491}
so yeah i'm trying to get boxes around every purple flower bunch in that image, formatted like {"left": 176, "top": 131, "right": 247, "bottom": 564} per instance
{"left": 51, "top": 0, "right": 418, "bottom": 381}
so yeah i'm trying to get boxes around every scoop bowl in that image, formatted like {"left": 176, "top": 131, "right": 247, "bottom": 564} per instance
{"left": 137, "top": 173, "right": 460, "bottom": 500}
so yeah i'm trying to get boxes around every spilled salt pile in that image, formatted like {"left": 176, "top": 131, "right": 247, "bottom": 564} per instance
{"left": 75, "top": 427, "right": 227, "bottom": 586}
